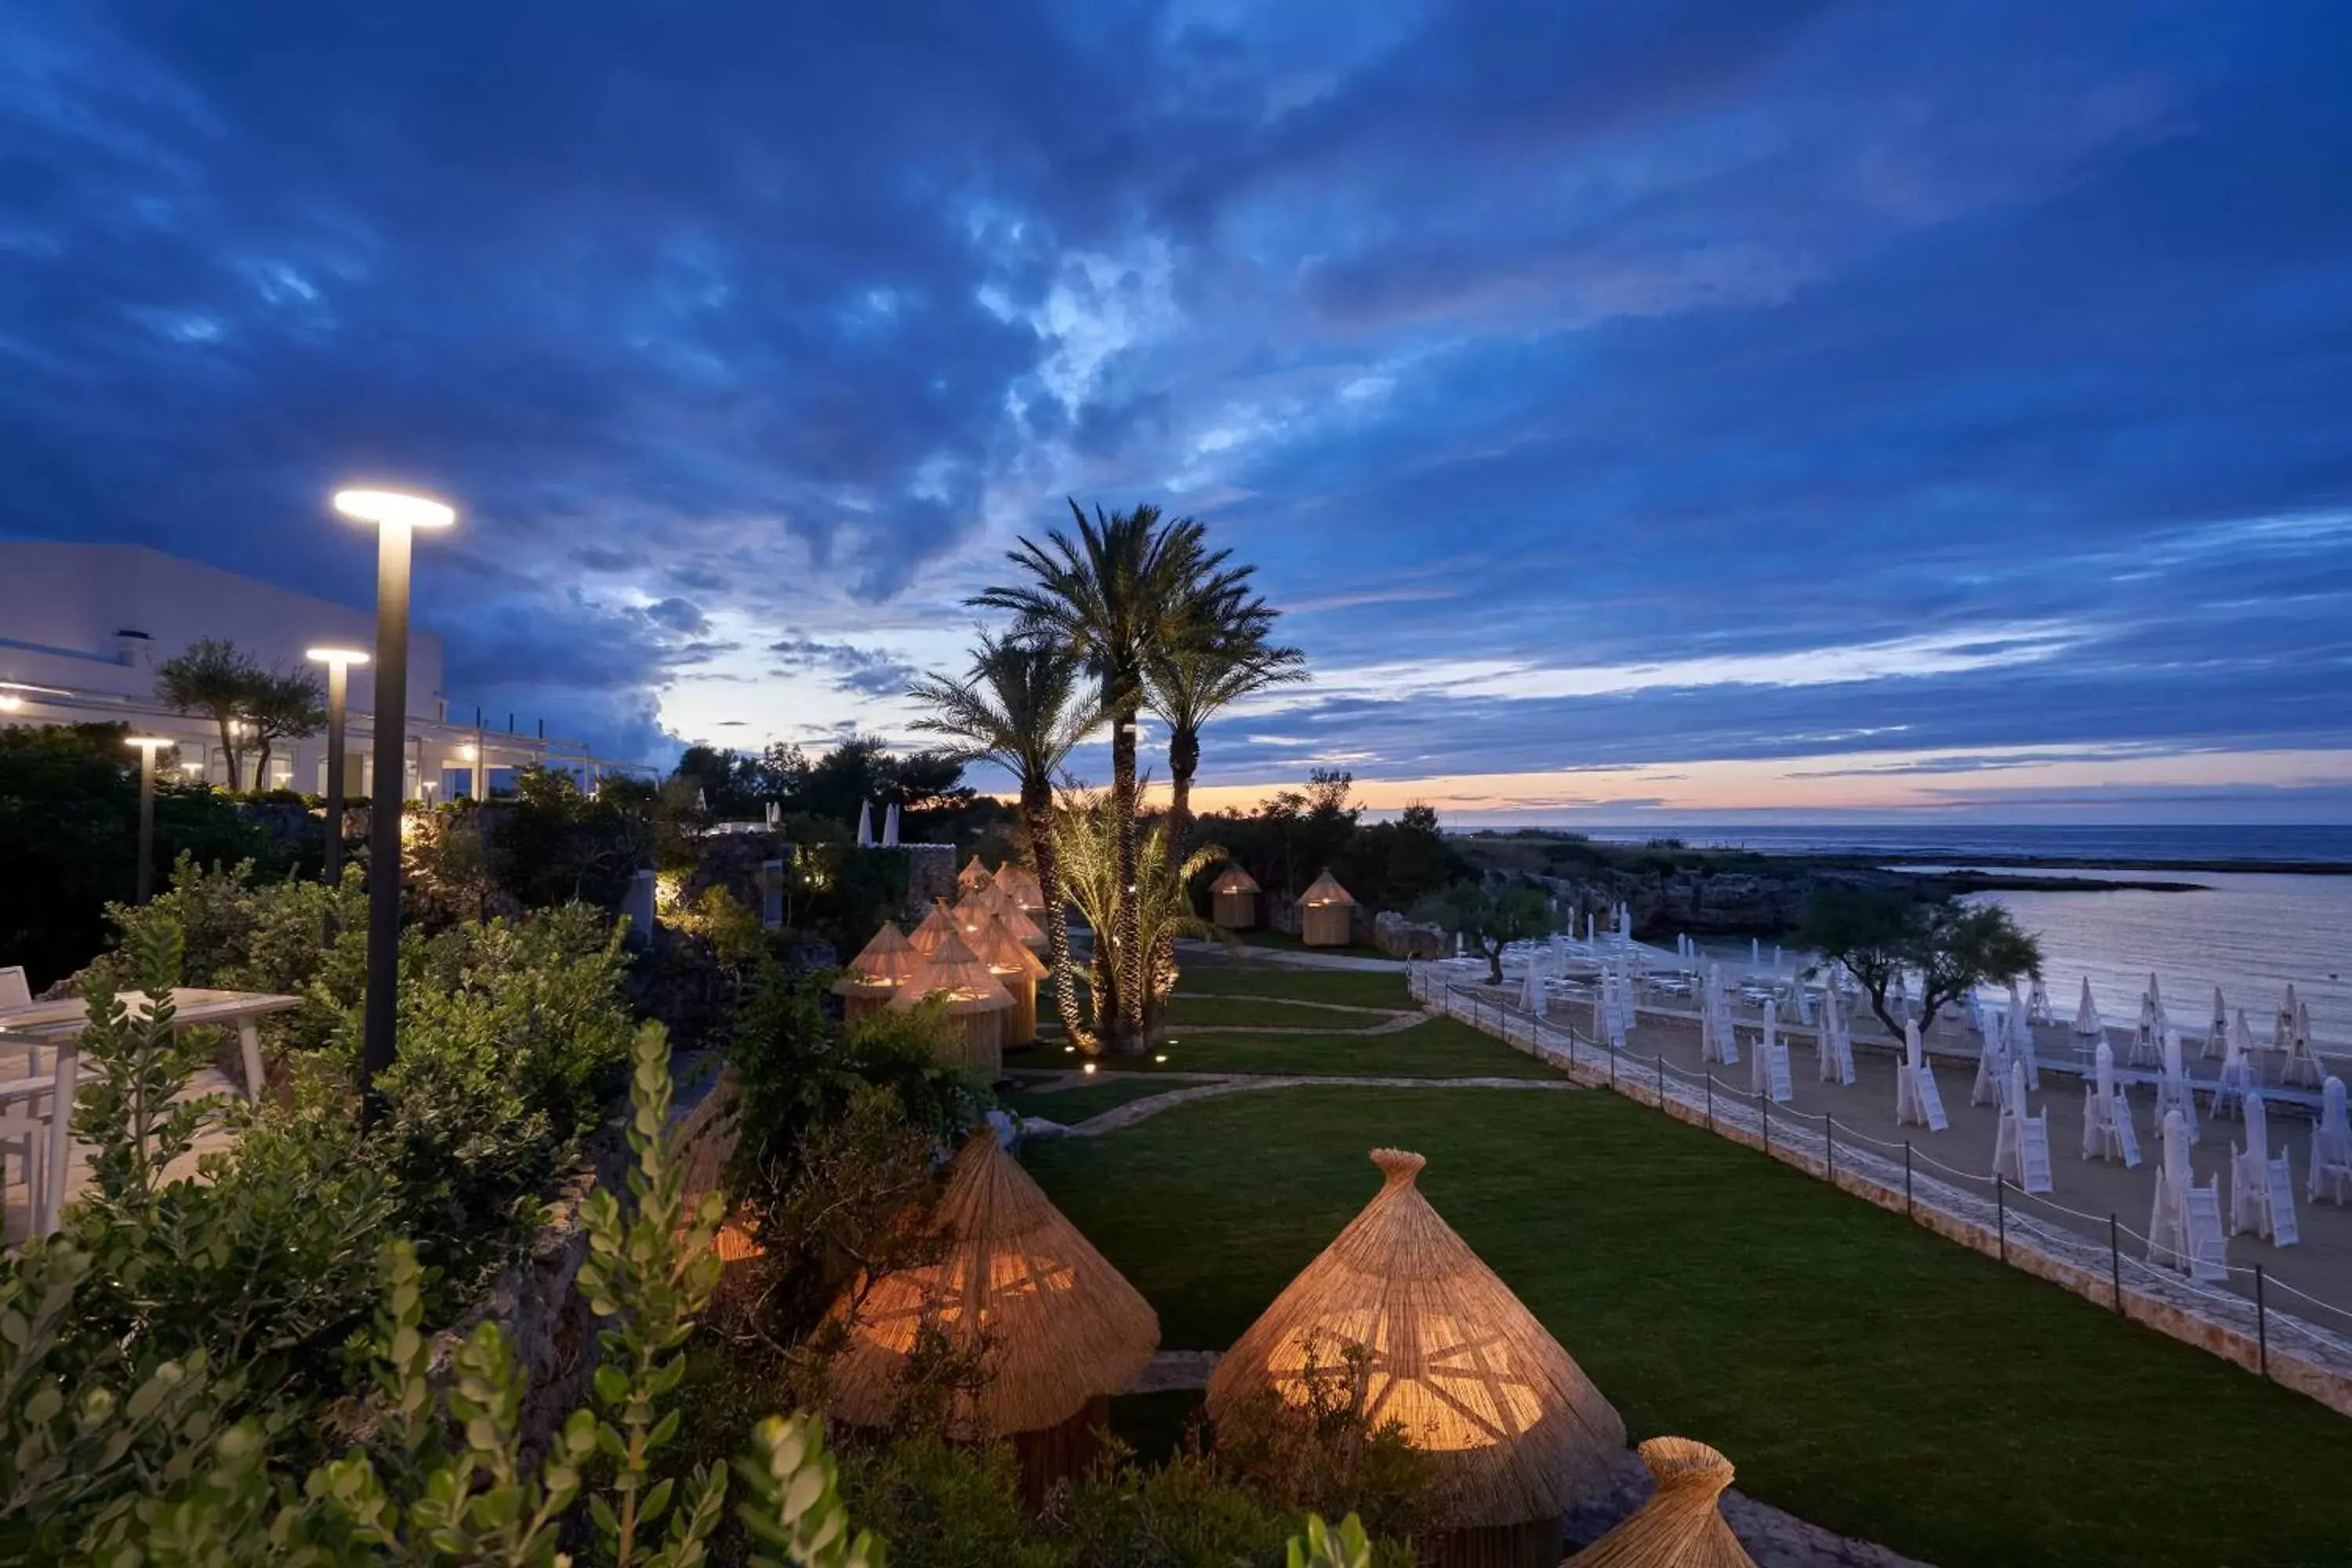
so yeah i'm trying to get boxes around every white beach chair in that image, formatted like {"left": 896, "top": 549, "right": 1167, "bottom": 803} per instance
{"left": 2082, "top": 1043, "right": 2142, "bottom": 1167}
{"left": 1896, "top": 1022, "right": 1947, "bottom": 1131}
{"left": 0, "top": 966, "right": 29, "bottom": 1009}
{"left": 2230, "top": 1092, "right": 2299, "bottom": 1247}
{"left": 1971, "top": 1015, "right": 2010, "bottom": 1109}
{"left": 1994, "top": 1060, "right": 2053, "bottom": 1195}
{"left": 1750, "top": 999, "right": 1792, "bottom": 1105}
{"left": 2150, "top": 1109, "right": 2227, "bottom": 1283}
{"left": 2307, "top": 1077, "right": 2352, "bottom": 1206}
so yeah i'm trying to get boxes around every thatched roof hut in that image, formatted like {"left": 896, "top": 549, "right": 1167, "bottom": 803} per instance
{"left": 1297, "top": 869, "right": 1358, "bottom": 947}
{"left": 962, "top": 905, "right": 1048, "bottom": 1046}
{"left": 892, "top": 928, "right": 1013, "bottom": 1076}
{"left": 909, "top": 898, "right": 964, "bottom": 956}
{"left": 967, "top": 880, "right": 1047, "bottom": 949}
{"left": 958, "top": 855, "right": 994, "bottom": 894}
{"left": 994, "top": 863, "right": 1047, "bottom": 914}
{"left": 826, "top": 1129, "right": 1160, "bottom": 1502}
{"left": 1210, "top": 864, "right": 1261, "bottom": 930}
{"left": 1563, "top": 1439, "right": 1756, "bottom": 1567}
{"left": 833, "top": 920, "right": 931, "bottom": 1021}
{"left": 1207, "top": 1149, "right": 1624, "bottom": 1561}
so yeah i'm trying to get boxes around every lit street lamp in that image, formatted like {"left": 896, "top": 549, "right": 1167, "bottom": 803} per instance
{"left": 125, "top": 736, "right": 176, "bottom": 903}
{"left": 334, "top": 487, "right": 456, "bottom": 1117}
{"left": 306, "top": 647, "right": 371, "bottom": 887}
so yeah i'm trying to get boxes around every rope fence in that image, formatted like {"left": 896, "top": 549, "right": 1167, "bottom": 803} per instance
{"left": 1408, "top": 960, "right": 2352, "bottom": 1410}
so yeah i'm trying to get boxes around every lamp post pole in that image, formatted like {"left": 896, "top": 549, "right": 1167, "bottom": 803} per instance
{"left": 127, "top": 737, "right": 172, "bottom": 904}
{"left": 335, "top": 489, "right": 456, "bottom": 1120}
{"left": 307, "top": 648, "right": 369, "bottom": 888}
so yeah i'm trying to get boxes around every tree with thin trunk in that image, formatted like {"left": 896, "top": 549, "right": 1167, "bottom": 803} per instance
{"left": 1146, "top": 597, "right": 1304, "bottom": 842}
{"left": 907, "top": 630, "right": 1102, "bottom": 1051}
{"left": 245, "top": 666, "right": 327, "bottom": 792}
{"left": 154, "top": 637, "right": 262, "bottom": 788}
{"left": 1801, "top": 885, "right": 2043, "bottom": 1038}
{"left": 972, "top": 502, "right": 1252, "bottom": 1054}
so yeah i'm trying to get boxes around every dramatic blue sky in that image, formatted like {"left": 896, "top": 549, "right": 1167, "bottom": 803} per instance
{"left": 6, "top": 2, "right": 2352, "bottom": 821}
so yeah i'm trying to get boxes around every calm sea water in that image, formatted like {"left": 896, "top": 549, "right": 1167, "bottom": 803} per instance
{"left": 1564, "top": 825, "right": 2352, "bottom": 1050}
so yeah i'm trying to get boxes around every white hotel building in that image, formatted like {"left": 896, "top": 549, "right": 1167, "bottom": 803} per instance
{"left": 0, "top": 542, "right": 636, "bottom": 796}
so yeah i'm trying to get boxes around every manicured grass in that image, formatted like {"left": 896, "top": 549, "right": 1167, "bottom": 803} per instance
{"left": 1172, "top": 960, "right": 1410, "bottom": 1011}
{"left": 1236, "top": 930, "right": 1391, "bottom": 960}
{"left": 1027, "top": 1087, "right": 2352, "bottom": 1568}
{"left": 1162, "top": 994, "right": 1401, "bottom": 1029}
{"left": 996, "top": 1075, "right": 1178, "bottom": 1124}
{"left": 1004, "top": 1017, "right": 1556, "bottom": 1080}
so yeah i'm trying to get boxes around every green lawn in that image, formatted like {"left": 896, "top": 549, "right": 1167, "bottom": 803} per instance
{"left": 1004, "top": 1017, "right": 1556, "bottom": 1080}
{"left": 1026, "top": 1086, "right": 2352, "bottom": 1568}
{"left": 1235, "top": 930, "right": 1392, "bottom": 960}
{"left": 1171, "top": 960, "right": 1410, "bottom": 1011}
{"left": 1161, "top": 994, "right": 1403, "bottom": 1029}
{"left": 996, "top": 1075, "right": 1180, "bottom": 1124}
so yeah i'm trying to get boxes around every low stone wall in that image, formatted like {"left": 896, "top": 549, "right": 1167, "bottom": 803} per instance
{"left": 1414, "top": 967, "right": 2352, "bottom": 1421}
{"left": 428, "top": 1050, "right": 725, "bottom": 1460}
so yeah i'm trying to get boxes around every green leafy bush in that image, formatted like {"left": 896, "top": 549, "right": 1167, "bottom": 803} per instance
{"left": 0, "top": 722, "right": 284, "bottom": 989}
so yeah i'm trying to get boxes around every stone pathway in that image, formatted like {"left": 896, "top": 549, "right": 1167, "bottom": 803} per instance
{"left": 1164, "top": 994, "right": 1424, "bottom": 1037}
{"left": 1123, "top": 1349, "right": 1931, "bottom": 1567}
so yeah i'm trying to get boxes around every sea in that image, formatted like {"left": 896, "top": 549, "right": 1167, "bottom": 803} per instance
{"left": 1571, "top": 824, "right": 2352, "bottom": 1048}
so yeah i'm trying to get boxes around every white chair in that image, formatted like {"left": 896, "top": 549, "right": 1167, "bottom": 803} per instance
{"left": 2154, "top": 1028, "right": 2199, "bottom": 1145}
{"left": 1993, "top": 1061, "right": 2053, "bottom": 1194}
{"left": 2150, "top": 1109, "right": 2227, "bottom": 1283}
{"left": 2230, "top": 1092, "right": 2300, "bottom": 1246}
{"left": 0, "top": 966, "right": 29, "bottom": 1009}
{"left": 2212, "top": 1010, "right": 2255, "bottom": 1123}
{"left": 2082, "top": 1043, "right": 2141, "bottom": 1167}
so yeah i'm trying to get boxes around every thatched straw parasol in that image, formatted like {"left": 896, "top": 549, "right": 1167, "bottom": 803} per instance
{"left": 833, "top": 920, "right": 931, "bottom": 1022}
{"left": 909, "top": 898, "right": 964, "bottom": 956}
{"left": 670, "top": 1069, "right": 761, "bottom": 1265}
{"left": 1211, "top": 864, "right": 1261, "bottom": 930}
{"left": 1297, "top": 868, "right": 1358, "bottom": 948}
{"left": 967, "top": 879, "right": 1048, "bottom": 950}
{"left": 826, "top": 1128, "right": 1159, "bottom": 1504}
{"left": 994, "top": 862, "right": 1047, "bottom": 914}
{"left": 893, "top": 927, "right": 1013, "bottom": 1076}
{"left": 958, "top": 855, "right": 994, "bottom": 894}
{"left": 1563, "top": 1439, "right": 1756, "bottom": 1567}
{"left": 963, "top": 905, "right": 1049, "bottom": 1046}
{"left": 1207, "top": 1149, "right": 1624, "bottom": 1563}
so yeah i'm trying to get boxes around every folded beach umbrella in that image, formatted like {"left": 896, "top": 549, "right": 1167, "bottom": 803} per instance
{"left": 2074, "top": 977, "right": 2103, "bottom": 1039}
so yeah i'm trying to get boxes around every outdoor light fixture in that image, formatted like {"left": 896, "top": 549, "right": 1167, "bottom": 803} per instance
{"left": 307, "top": 647, "right": 371, "bottom": 888}
{"left": 0, "top": 680, "right": 71, "bottom": 713}
{"left": 125, "top": 735, "right": 176, "bottom": 905}
{"left": 1083, "top": 1062, "right": 1098, "bottom": 1075}
{"left": 334, "top": 485, "right": 457, "bottom": 1120}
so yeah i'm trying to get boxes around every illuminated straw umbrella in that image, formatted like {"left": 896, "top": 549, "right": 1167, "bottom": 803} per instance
{"left": 958, "top": 854, "right": 993, "bottom": 893}
{"left": 963, "top": 904, "right": 1049, "bottom": 1046}
{"left": 832, "top": 920, "right": 930, "bottom": 1022}
{"left": 908, "top": 898, "right": 964, "bottom": 957}
{"left": 893, "top": 927, "right": 1012, "bottom": 1076}
{"left": 1563, "top": 1437, "right": 1759, "bottom": 1567}
{"left": 1207, "top": 1148, "right": 1624, "bottom": 1566}
{"left": 825, "top": 1129, "right": 1158, "bottom": 1508}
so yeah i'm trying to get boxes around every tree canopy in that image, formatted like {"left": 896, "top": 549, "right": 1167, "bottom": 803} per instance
{"left": 1800, "top": 885, "right": 2044, "bottom": 1037}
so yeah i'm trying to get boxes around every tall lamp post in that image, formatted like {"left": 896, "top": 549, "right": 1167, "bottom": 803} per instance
{"left": 332, "top": 488, "right": 456, "bottom": 1118}
{"left": 305, "top": 647, "right": 371, "bottom": 887}
{"left": 125, "top": 736, "right": 176, "bottom": 904}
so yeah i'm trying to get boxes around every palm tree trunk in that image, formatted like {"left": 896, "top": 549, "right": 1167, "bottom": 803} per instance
{"left": 1025, "top": 791, "right": 1094, "bottom": 1052}
{"left": 1110, "top": 700, "right": 1145, "bottom": 1054}
{"left": 1166, "top": 723, "right": 1200, "bottom": 844}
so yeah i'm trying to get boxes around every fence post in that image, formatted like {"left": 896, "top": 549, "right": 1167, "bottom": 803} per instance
{"left": 1762, "top": 1091, "right": 1770, "bottom": 1154}
{"left": 2110, "top": 1216, "right": 2123, "bottom": 1314}
{"left": 1996, "top": 1174, "right": 2006, "bottom": 1263}
{"left": 1705, "top": 1073, "right": 1713, "bottom": 1131}
{"left": 1609, "top": 1040, "right": 1617, "bottom": 1091}
{"left": 2256, "top": 1265, "right": 2269, "bottom": 1379}
{"left": 1904, "top": 1142, "right": 1914, "bottom": 1217}
{"left": 1825, "top": 1114, "right": 1835, "bottom": 1184}
{"left": 1657, "top": 1053, "right": 1667, "bottom": 1110}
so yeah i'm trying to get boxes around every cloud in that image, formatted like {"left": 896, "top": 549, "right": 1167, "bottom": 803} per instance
{"left": 768, "top": 637, "right": 921, "bottom": 698}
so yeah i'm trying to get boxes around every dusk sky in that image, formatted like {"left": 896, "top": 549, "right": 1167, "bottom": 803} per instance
{"left": 7, "top": 2, "right": 2352, "bottom": 822}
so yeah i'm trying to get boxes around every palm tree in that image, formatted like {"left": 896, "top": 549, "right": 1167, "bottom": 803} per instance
{"left": 1049, "top": 786, "right": 1228, "bottom": 1039}
{"left": 972, "top": 502, "right": 1254, "bottom": 1054}
{"left": 908, "top": 630, "right": 1102, "bottom": 1050}
{"left": 1146, "top": 597, "right": 1305, "bottom": 841}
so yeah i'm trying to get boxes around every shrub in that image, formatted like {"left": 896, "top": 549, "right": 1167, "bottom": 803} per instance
{"left": 0, "top": 722, "right": 283, "bottom": 989}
